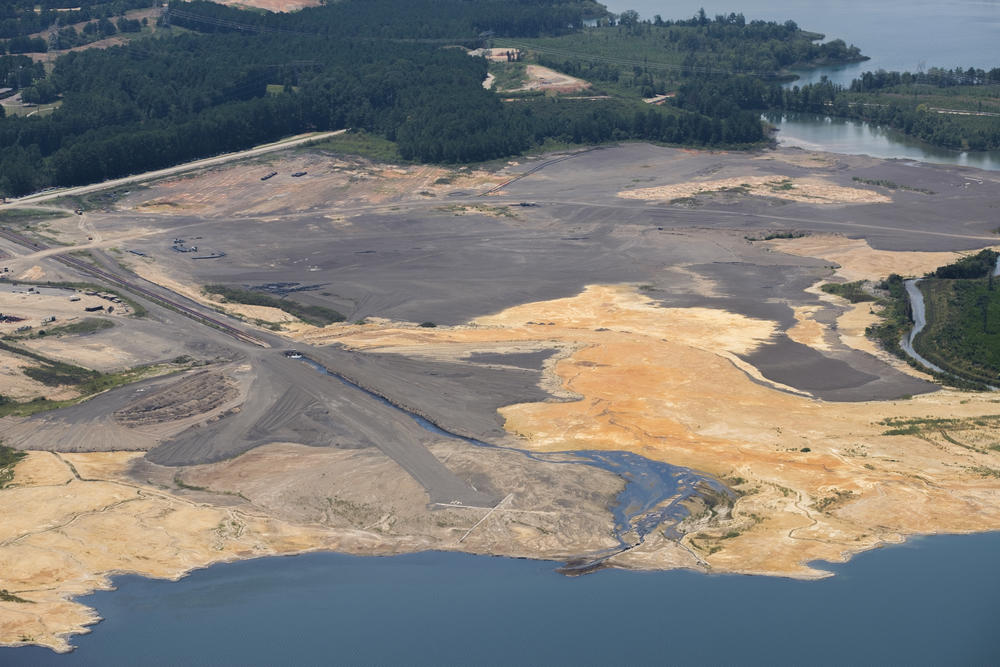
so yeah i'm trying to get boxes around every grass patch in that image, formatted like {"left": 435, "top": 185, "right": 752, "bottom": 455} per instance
{"left": 0, "top": 444, "right": 27, "bottom": 489}
{"left": 437, "top": 204, "right": 516, "bottom": 218}
{"left": 0, "top": 350, "right": 193, "bottom": 418}
{"left": 0, "top": 208, "right": 70, "bottom": 224}
{"left": 746, "top": 230, "right": 809, "bottom": 242}
{"left": 0, "top": 589, "right": 32, "bottom": 603}
{"left": 173, "top": 473, "right": 209, "bottom": 492}
{"left": 0, "top": 339, "right": 99, "bottom": 386}
{"left": 851, "top": 176, "right": 934, "bottom": 195}
{"left": 11, "top": 318, "right": 114, "bottom": 340}
{"left": 308, "top": 130, "right": 402, "bottom": 163}
{"left": 821, "top": 280, "right": 876, "bottom": 303}
{"left": 488, "top": 61, "right": 528, "bottom": 91}
{"left": 204, "top": 285, "right": 345, "bottom": 326}
{"left": 814, "top": 489, "right": 855, "bottom": 512}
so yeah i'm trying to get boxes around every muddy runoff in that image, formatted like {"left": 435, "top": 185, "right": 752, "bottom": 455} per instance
{"left": 300, "top": 355, "right": 734, "bottom": 571}
{"left": 328, "top": 283, "right": 1000, "bottom": 578}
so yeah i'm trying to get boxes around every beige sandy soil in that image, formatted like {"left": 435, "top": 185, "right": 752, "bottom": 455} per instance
{"left": 0, "top": 438, "right": 627, "bottom": 652}
{"left": 20, "top": 8, "right": 164, "bottom": 64}
{"left": 122, "top": 155, "right": 502, "bottom": 218}
{"left": 765, "top": 233, "right": 995, "bottom": 281}
{"left": 0, "top": 451, "right": 349, "bottom": 653}
{"left": 0, "top": 286, "right": 131, "bottom": 398}
{"left": 469, "top": 47, "right": 522, "bottom": 63}
{"left": 0, "top": 287, "right": 124, "bottom": 336}
{"left": 619, "top": 175, "right": 891, "bottom": 205}
{"left": 213, "top": 0, "right": 321, "bottom": 11}
{"left": 128, "top": 261, "right": 296, "bottom": 325}
{"left": 514, "top": 65, "right": 591, "bottom": 94}
{"left": 774, "top": 233, "right": 1000, "bottom": 381}
{"left": 330, "top": 283, "right": 1000, "bottom": 578}
{"left": 0, "top": 353, "right": 77, "bottom": 401}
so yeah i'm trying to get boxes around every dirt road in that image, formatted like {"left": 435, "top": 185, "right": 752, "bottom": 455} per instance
{"left": 2, "top": 130, "right": 346, "bottom": 208}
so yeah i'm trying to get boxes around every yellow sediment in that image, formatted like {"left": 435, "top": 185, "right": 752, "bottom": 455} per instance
{"left": 619, "top": 176, "right": 891, "bottom": 205}
{"left": 764, "top": 234, "right": 991, "bottom": 281}
{"left": 0, "top": 451, "right": 350, "bottom": 653}
{"left": 333, "top": 283, "right": 1000, "bottom": 577}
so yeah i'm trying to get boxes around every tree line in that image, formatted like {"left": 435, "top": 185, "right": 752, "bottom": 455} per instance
{"left": 1, "top": 0, "right": 155, "bottom": 52}
{"left": 0, "top": 0, "right": 770, "bottom": 197}
{"left": 780, "top": 69, "right": 1000, "bottom": 151}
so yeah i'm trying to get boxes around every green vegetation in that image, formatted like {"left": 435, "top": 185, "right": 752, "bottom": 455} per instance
{"left": 0, "top": 208, "right": 70, "bottom": 224}
{"left": 0, "top": 0, "right": 155, "bottom": 51}
{"left": 1, "top": 1, "right": 827, "bottom": 197}
{"left": 0, "top": 589, "right": 32, "bottom": 604}
{"left": 814, "top": 489, "right": 854, "bottom": 512}
{"left": 861, "top": 251, "right": 1000, "bottom": 388}
{"left": 173, "top": 473, "right": 209, "bottom": 492}
{"left": 865, "top": 273, "right": 910, "bottom": 358}
{"left": 0, "top": 444, "right": 27, "bottom": 489}
{"left": 879, "top": 414, "right": 1000, "bottom": 455}
{"left": 0, "top": 342, "right": 190, "bottom": 417}
{"left": 488, "top": 62, "right": 528, "bottom": 91}
{"left": 932, "top": 249, "right": 998, "bottom": 279}
{"left": 500, "top": 14, "right": 863, "bottom": 98}
{"left": 0, "top": 339, "right": 99, "bottom": 386}
{"left": 204, "top": 284, "right": 345, "bottom": 326}
{"left": 820, "top": 281, "right": 876, "bottom": 303}
{"left": 12, "top": 317, "right": 114, "bottom": 339}
{"left": 851, "top": 176, "right": 934, "bottom": 195}
{"left": 781, "top": 68, "right": 1000, "bottom": 151}
{"left": 308, "top": 130, "right": 403, "bottom": 163}
{"left": 914, "top": 276, "right": 1000, "bottom": 385}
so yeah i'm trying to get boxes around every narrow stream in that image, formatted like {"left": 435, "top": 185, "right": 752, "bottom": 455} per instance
{"left": 901, "top": 257, "right": 1000, "bottom": 382}
{"left": 299, "top": 356, "right": 733, "bottom": 566}
{"left": 900, "top": 279, "right": 946, "bottom": 374}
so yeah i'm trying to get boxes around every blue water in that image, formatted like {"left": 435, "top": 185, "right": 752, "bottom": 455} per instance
{"left": 605, "top": 0, "right": 1000, "bottom": 86}
{"left": 603, "top": 0, "right": 1000, "bottom": 169}
{"left": 6, "top": 532, "right": 1000, "bottom": 665}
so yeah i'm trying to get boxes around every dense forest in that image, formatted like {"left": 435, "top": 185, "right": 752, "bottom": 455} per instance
{"left": 0, "top": 0, "right": 776, "bottom": 197}
{"left": 5, "top": 1, "right": 990, "bottom": 199}
{"left": 1, "top": 0, "right": 155, "bottom": 53}
{"left": 912, "top": 250, "right": 1000, "bottom": 387}
{"left": 505, "top": 12, "right": 865, "bottom": 99}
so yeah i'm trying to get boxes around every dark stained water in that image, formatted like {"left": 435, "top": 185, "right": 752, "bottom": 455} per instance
{"left": 6, "top": 532, "right": 1000, "bottom": 665}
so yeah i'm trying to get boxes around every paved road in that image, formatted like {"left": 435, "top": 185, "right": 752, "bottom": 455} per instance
{"left": 1, "top": 130, "right": 346, "bottom": 208}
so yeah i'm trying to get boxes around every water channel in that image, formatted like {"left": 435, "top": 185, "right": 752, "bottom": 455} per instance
{"left": 301, "top": 355, "right": 732, "bottom": 566}
{"left": 5, "top": 4, "right": 999, "bottom": 661}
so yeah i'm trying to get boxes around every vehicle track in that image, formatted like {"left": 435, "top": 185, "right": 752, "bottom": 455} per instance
{"left": 0, "top": 226, "right": 267, "bottom": 347}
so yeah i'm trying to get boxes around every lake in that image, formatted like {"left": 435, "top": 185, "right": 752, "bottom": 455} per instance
{"left": 605, "top": 0, "right": 1000, "bottom": 168}
{"left": 605, "top": 0, "right": 1000, "bottom": 86}
{"left": 6, "top": 533, "right": 1000, "bottom": 665}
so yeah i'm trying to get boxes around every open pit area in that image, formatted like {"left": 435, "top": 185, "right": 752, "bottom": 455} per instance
{"left": 2, "top": 142, "right": 1000, "bottom": 652}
